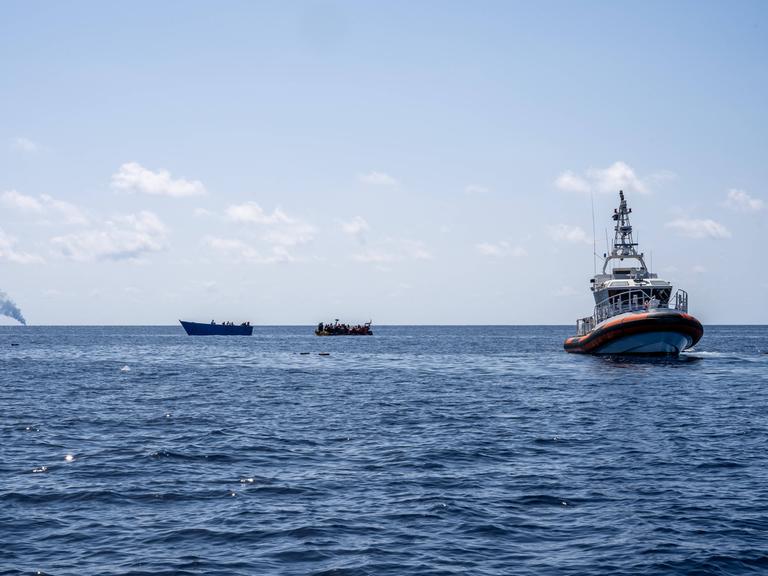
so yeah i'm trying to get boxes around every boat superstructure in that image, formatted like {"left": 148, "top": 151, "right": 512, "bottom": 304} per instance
{"left": 564, "top": 191, "right": 703, "bottom": 354}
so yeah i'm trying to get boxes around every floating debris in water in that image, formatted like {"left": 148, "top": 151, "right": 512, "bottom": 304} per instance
{"left": 120, "top": 365, "right": 130, "bottom": 372}
{"left": 32, "top": 466, "right": 48, "bottom": 473}
{"left": 299, "top": 352, "right": 310, "bottom": 355}
{"left": 64, "top": 454, "right": 75, "bottom": 462}
{"left": 319, "top": 352, "right": 330, "bottom": 356}
{"left": 240, "top": 477, "right": 255, "bottom": 484}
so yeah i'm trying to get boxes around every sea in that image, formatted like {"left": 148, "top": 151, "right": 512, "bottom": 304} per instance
{"left": 2, "top": 325, "right": 768, "bottom": 576}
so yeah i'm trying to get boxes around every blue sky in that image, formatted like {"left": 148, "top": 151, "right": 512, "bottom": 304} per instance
{"left": 1, "top": 1, "right": 766, "bottom": 324}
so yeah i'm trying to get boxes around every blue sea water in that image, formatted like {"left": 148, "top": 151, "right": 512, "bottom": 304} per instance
{"left": 2, "top": 325, "right": 768, "bottom": 576}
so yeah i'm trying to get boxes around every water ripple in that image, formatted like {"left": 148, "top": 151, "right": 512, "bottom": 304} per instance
{"left": 1, "top": 325, "right": 767, "bottom": 575}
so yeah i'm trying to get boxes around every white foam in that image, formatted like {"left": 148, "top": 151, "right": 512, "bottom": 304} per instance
{"left": 682, "top": 351, "right": 725, "bottom": 358}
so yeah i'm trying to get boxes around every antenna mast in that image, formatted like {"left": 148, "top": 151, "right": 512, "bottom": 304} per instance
{"left": 591, "top": 191, "right": 597, "bottom": 275}
{"left": 602, "top": 190, "right": 649, "bottom": 276}
{"left": 611, "top": 190, "right": 639, "bottom": 258}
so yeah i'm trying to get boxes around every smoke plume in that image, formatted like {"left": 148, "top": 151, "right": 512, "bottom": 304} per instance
{"left": 0, "top": 290, "right": 26, "bottom": 325}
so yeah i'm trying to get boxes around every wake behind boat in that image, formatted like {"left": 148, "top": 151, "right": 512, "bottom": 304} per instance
{"left": 564, "top": 191, "right": 703, "bottom": 355}
{"left": 180, "top": 320, "right": 253, "bottom": 336}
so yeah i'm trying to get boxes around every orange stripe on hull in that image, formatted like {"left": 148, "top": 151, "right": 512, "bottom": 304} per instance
{"left": 564, "top": 312, "right": 703, "bottom": 354}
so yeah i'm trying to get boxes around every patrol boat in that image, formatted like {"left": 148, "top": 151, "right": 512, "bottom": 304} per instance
{"left": 564, "top": 191, "right": 703, "bottom": 354}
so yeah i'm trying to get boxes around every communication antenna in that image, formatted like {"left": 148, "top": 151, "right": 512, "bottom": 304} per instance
{"left": 591, "top": 191, "right": 597, "bottom": 275}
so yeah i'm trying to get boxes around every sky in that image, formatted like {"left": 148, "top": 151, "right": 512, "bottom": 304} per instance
{"left": 1, "top": 1, "right": 766, "bottom": 325}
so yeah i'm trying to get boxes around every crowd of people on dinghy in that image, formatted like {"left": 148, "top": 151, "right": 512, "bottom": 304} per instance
{"left": 316, "top": 320, "right": 372, "bottom": 335}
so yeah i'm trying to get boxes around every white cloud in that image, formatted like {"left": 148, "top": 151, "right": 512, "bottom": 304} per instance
{"left": 1, "top": 190, "right": 88, "bottom": 225}
{"left": 341, "top": 216, "right": 369, "bottom": 236}
{"left": 39, "top": 195, "right": 88, "bottom": 225}
{"left": 353, "top": 239, "right": 431, "bottom": 263}
{"left": 204, "top": 237, "right": 259, "bottom": 260}
{"left": 0, "top": 228, "right": 44, "bottom": 263}
{"left": 225, "top": 202, "right": 291, "bottom": 225}
{"left": 665, "top": 218, "right": 731, "bottom": 239}
{"left": 262, "top": 224, "right": 315, "bottom": 247}
{"left": 12, "top": 137, "right": 39, "bottom": 152}
{"left": 554, "top": 171, "right": 590, "bottom": 194}
{"left": 51, "top": 211, "right": 167, "bottom": 261}
{"left": 548, "top": 224, "right": 592, "bottom": 244}
{"left": 202, "top": 236, "right": 293, "bottom": 264}
{"left": 692, "top": 264, "right": 707, "bottom": 274}
{"left": 725, "top": 189, "right": 764, "bottom": 213}
{"left": 2, "top": 190, "right": 43, "bottom": 212}
{"left": 587, "top": 162, "right": 649, "bottom": 194}
{"left": 555, "top": 161, "right": 650, "bottom": 195}
{"left": 358, "top": 171, "right": 399, "bottom": 187}
{"left": 465, "top": 184, "right": 490, "bottom": 195}
{"left": 225, "top": 201, "right": 316, "bottom": 247}
{"left": 475, "top": 241, "right": 527, "bottom": 257}
{"left": 111, "top": 162, "right": 206, "bottom": 197}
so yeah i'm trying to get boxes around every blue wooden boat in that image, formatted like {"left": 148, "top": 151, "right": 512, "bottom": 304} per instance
{"left": 179, "top": 320, "right": 253, "bottom": 336}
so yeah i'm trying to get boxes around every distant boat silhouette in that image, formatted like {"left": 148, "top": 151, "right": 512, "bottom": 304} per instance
{"left": 179, "top": 320, "right": 253, "bottom": 336}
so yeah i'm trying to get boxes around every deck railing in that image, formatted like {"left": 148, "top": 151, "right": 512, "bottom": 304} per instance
{"left": 576, "top": 288, "right": 689, "bottom": 336}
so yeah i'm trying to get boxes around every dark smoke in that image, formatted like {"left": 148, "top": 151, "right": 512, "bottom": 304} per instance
{"left": 0, "top": 290, "right": 26, "bottom": 325}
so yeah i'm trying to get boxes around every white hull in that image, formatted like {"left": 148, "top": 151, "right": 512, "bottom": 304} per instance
{"left": 595, "top": 331, "right": 692, "bottom": 354}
